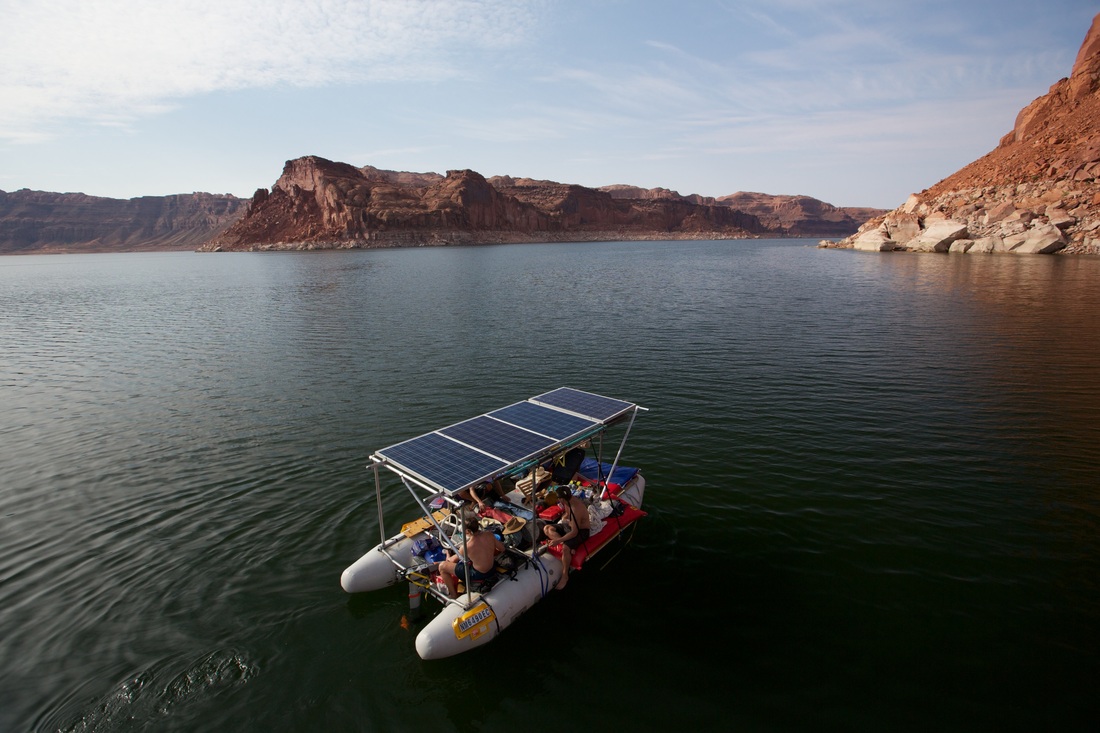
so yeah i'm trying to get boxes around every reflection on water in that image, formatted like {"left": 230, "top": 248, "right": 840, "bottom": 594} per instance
{"left": 1, "top": 243, "right": 1098, "bottom": 732}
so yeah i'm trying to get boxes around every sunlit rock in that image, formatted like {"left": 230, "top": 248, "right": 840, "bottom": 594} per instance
{"left": 909, "top": 220, "right": 968, "bottom": 252}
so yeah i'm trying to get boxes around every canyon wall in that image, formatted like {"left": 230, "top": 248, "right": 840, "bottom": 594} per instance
{"left": 834, "top": 12, "right": 1100, "bottom": 256}
{"left": 201, "top": 159, "right": 780, "bottom": 251}
{"left": 0, "top": 189, "right": 244, "bottom": 254}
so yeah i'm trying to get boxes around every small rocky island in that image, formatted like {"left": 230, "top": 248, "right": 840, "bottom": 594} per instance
{"left": 829, "top": 12, "right": 1100, "bottom": 255}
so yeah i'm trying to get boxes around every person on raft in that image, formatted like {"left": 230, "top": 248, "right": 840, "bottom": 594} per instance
{"left": 543, "top": 485, "right": 590, "bottom": 590}
{"left": 457, "top": 478, "right": 506, "bottom": 512}
{"left": 439, "top": 519, "right": 504, "bottom": 598}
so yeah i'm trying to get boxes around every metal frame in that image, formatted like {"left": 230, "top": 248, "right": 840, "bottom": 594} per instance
{"left": 374, "top": 388, "right": 638, "bottom": 497}
{"left": 366, "top": 389, "right": 646, "bottom": 611}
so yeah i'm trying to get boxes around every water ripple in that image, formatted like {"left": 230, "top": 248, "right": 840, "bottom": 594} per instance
{"left": 2, "top": 244, "right": 1099, "bottom": 731}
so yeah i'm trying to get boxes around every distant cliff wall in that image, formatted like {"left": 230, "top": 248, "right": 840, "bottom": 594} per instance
{"left": 0, "top": 190, "right": 244, "bottom": 254}
{"left": 601, "top": 185, "right": 885, "bottom": 237}
{"left": 1, "top": 161, "right": 885, "bottom": 255}
{"left": 202, "top": 156, "right": 776, "bottom": 251}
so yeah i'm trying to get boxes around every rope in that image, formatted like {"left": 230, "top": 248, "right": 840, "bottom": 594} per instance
{"left": 596, "top": 514, "right": 640, "bottom": 571}
{"left": 406, "top": 569, "right": 432, "bottom": 590}
{"left": 533, "top": 554, "right": 551, "bottom": 598}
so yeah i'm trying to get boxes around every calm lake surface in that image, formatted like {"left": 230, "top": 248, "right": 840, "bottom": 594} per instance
{"left": 1, "top": 240, "right": 1098, "bottom": 732}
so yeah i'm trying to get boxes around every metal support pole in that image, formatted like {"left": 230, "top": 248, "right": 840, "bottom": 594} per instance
{"left": 371, "top": 461, "right": 385, "bottom": 545}
{"left": 603, "top": 407, "right": 639, "bottom": 499}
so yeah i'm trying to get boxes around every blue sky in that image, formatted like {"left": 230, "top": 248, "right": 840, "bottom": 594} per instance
{"left": 1, "top": 0, "right": 1096, "bottom": 209}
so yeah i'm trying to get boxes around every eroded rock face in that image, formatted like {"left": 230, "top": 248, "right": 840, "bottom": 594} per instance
{"left": 203, "top": 156, "right": 778, "bottom": 250}
{"left": 831, "top": 12, "right": 1100, "bottom": 256}
{"left": 601, "top": 187, "right": 885, "bottom": 237}
{"left": 0, "top": 190, "right": 244, "bottom": 253}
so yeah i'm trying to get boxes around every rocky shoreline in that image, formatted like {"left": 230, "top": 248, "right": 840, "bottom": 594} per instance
{"left": 825, "top": 12, "right": 1100, "bottom": 257}
{"left": 199, "top": 228, "right": 763, "bottom": 252}
{"left": 822, "top": 179, "right": 1100, "bottom": 255}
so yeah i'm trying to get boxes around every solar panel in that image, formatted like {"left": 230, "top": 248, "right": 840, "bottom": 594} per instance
{"left": 439, "top": 415, "right": 556, "bottom": 463}
{"left": 489, "top": 401, "right": 597, "bottom": 441}
{"left": 374, "top": 389, "right": 639, "bottom": 495}
{"left": 532, "top": 387, "right": 634, "bottom": 422}
{"left": 378, "top": 432, "right": 507, "bottom": 493}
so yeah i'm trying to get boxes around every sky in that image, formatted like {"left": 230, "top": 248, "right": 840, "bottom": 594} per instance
{"left": 1, "top": 1, "right": 1097, "bottom": 209}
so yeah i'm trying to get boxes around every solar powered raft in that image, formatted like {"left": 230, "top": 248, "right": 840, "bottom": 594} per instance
{"left": 340, "top": 387, "right": 647, "bottom": 659}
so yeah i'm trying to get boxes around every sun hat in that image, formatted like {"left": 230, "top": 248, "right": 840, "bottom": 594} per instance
{"left": 502, "top": 516, "right": 527, "bottom": 535}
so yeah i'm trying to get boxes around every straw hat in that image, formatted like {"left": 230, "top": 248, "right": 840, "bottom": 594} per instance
{"left": 502, "top": 516, "right": 527, "bottom": 535}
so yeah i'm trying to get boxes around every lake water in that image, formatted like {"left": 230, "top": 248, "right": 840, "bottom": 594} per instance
{"left": 1, "top": 240, "right": 1098, "bottom": 732}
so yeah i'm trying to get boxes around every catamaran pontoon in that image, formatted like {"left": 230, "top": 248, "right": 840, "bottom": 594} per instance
{"left": 340, "top": 387, "right": 647, "bottom": 659}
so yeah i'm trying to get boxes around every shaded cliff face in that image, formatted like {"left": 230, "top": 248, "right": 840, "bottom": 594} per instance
{"left": 0, "top": 190, "right": 244, "bottom": 254}
{"left": 837, "top": 12, "right": 1100, "bottom": 255}
{"left": 601, "top": 185, "right": 885, "bottom": 237}
{"left": 203, "top": 156, "right": 774, "bottom": 251}
{"left": 493, "top": 178, "right": 764, "bottom": 233}
{"left": 714, "top": 192, "right": 884, "bottom": 237}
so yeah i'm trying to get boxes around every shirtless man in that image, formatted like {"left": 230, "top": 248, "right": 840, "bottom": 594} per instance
{"left": 543, "top": 486, "right": 590, "bottom": 590}
{"left": 438, "top": 519, "right": 504, "bottom": 598}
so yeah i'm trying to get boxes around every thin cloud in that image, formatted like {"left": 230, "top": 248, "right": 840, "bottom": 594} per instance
{"left": 736, "top": 7, "right": 800, "bottom": 39}
{"left": 687, "top": 99, "right": 1007, "bottom": 156}
{"left": 0, "top": 0, "right": 541, "bottom": 142}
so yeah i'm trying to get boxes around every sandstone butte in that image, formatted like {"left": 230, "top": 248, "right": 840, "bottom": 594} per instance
{"left": 832, "top": 12, "right": 1100, "bottom": 256}
{"left": 199, "top": 163, "right": 882, "bottom": 252}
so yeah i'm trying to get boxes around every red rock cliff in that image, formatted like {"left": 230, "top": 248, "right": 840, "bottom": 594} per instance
{"left": 0, "top": 190, "right": 244, "bottom": 254}
{"left": 837, "top": 12, "right": 1100, "bottom": 255}
{"left": 601, "top": 185, "right": 885, "bottom": 237}
{"left": 203, "top": 156, "right": 775, "bottom": 251}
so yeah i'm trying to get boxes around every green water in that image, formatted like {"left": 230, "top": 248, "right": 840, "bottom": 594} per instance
{"left": 1, "top": 241, "right": 1098, "bottom": 731}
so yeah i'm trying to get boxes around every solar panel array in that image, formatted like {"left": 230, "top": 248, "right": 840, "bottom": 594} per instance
{"left": 375, "top": 388, "right": 636, "bottom": 494}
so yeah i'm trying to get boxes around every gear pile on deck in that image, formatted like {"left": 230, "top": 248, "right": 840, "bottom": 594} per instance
{"left": 340, "top": 387, "right": 647, "bottom": 659}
